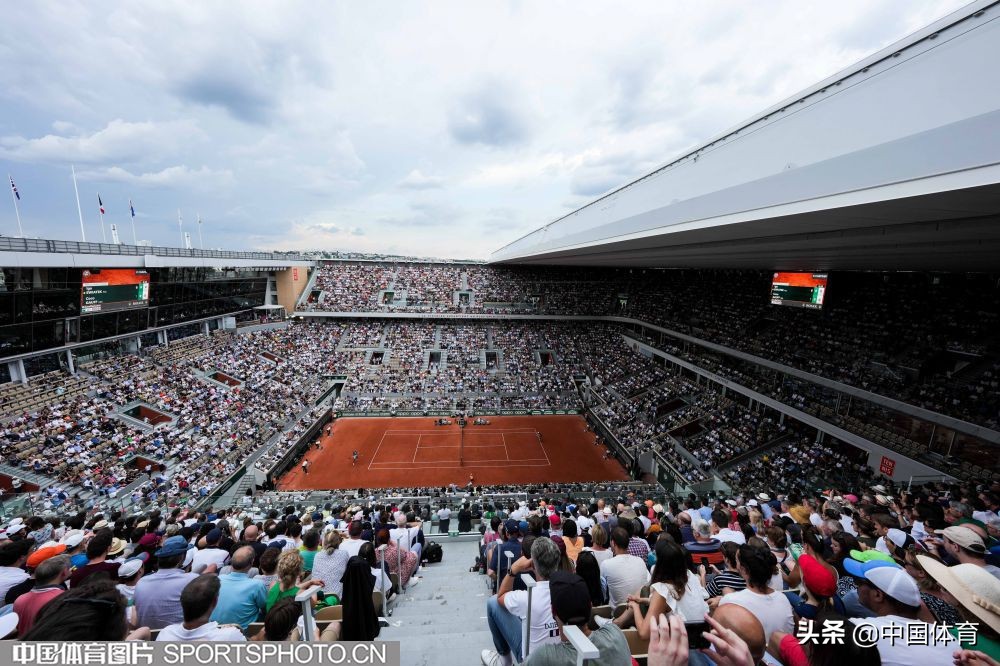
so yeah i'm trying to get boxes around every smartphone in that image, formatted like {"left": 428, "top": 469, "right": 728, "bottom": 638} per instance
{"left": 780, "top": 563, "right": 790, "bottom": 576}
{"left": 700, "top": 557, "right": 709, "bottom": 568}
{"left": 685, "top": 621, "right": 711, "bottom": 649}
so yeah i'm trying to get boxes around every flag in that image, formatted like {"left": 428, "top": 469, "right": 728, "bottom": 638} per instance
{"left": 129, "top": 199, "right": 136, "bottom": 218}
{"left": 9, "top": 176, "right": 19, "bottom": 200}
{"left": 98, "top": 194, "right": 105, "bottom": 215}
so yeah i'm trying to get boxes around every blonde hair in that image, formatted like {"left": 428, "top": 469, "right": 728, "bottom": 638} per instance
{"left": 323, "top": 529, "right": 343, "bottom": 554}
{"left": 590, "top": 524, "right": 608, "bottom": 548}
{"left": 276, "top": 550, "right": 304, "bottom": 590}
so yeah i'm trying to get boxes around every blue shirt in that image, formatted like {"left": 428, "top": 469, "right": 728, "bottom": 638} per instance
{"left": 490, "top": 538, "right": 521, "bottom": 574}
{"left": 211, "top": 572, "right": 267, "bottom": 629}
{"left": 134, "top": 568, "right": 200, "bottom": 630}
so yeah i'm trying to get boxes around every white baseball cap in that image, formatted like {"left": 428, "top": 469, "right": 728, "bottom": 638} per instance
{"left": 864, "top": 566, "right": 920, "bottom": 607}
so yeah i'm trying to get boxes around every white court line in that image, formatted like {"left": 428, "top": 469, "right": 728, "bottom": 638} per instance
{"left": 414, "top": 444, "right": 506, "bottom": 449}
{"left": 368, "top": 431, "right": 387, "bottom": 472}
{"left": 382, "top": 428, "right": 539, "bottom": 435}
{"left": 538, "top": 430, "right": 551, "bottom": 466}
{"left": 369, "top": 460, "right": 550, "bottom": 470}
{"left": 413, "top": 434, "right": 421, "bottom": 463}
{"left": 502, "top": 433, "right": 509, "bottom": 461}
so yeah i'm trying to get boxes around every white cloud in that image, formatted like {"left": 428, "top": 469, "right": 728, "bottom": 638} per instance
{"left": 398, "top": 169, "right": 446, "bottom": 190}
{"left": 76, "top": 165, "right": 235, "bottom": 190}
{"left": 0, "top": 119, "right": 199, "bottom": 165}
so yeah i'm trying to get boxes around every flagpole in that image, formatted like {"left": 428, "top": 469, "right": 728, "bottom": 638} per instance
{"left": 177, "top": 209, "right": 184, "bottom": 247}
{"left": 71, "top": 165, "right": 86, "bottom": 242}
{"left": 197, "top": 213, "right": 203, "bottom": 249}
{"left": 129, "top": 199, "right": 137, "bottom": 245}
{"left": 98, "top": 193, "right": 107, "bottom": 243}
{"left": 7, "top": 175, "right": 23, "bottom": 238}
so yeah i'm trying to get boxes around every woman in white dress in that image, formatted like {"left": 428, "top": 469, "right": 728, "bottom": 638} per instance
{"left": 628, "top": 538, "right": 710, "bottom": 641}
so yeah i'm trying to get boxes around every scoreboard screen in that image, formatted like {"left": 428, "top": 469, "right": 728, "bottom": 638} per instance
{"left": 770, "top": 272, "right": 827, "bottom": 309}
{"left": 81, "top": 269, "right": 150, "bottom": 314}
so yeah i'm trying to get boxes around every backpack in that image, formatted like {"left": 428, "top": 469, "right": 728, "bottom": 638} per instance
{"left": 424, "top": 541, "right": 444, "bottom": 564}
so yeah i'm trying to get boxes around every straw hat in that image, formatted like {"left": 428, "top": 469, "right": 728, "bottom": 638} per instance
{"left": 917, "top": 555, "right": 1000, "bottom": 633}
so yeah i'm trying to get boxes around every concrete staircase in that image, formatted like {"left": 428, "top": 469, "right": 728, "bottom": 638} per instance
{"left": 380, "top": 539, "right": 493, "bottom": 666}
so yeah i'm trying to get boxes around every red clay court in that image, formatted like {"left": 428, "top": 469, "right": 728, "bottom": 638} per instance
{"left": 276, "top": 415, "right": 629, "bottom": 490}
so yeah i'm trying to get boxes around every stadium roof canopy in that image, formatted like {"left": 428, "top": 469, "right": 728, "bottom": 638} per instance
{"left": 491, "top": 0, "right": 1000, "bottom": 271}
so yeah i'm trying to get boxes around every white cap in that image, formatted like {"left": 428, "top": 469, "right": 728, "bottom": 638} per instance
{"left": 864, "top": 567, "right": 920, "bottom": 607}
{"left": 757, "top": 493, "right": 770, "bottom": 502}
{"left": 118, "top": 558, "right": 144, "bottom": 578}
{"left": 61, "top": 530, "right": 85, "bottom": 548}
{"left": 725, "top": 499, "right": 737, "bottom": 507}
{"left": 747, "top": 499, "right": 759, "bottom": 507}
{"left": 886, "top": 528, "right": 910, "bottom": 549}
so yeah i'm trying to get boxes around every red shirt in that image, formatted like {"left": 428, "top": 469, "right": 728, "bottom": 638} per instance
{"left": 13, "top": 587, "right": 63, "bottom": 636}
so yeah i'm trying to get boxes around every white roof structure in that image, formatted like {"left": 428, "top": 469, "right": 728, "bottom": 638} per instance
{"left": 492, "top": 0, "right": 1000, "bottom": 270}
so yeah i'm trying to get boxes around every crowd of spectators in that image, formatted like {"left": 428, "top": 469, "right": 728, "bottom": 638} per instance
{"left": 305, "top": 262, "right": 1000, "bottom": 430}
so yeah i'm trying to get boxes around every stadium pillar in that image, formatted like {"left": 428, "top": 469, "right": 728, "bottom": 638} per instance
{"left": 6, "top": 360, "right": 26, "bottom": 384}
{"left": 779, "top": 413, "right": 785, "bottom": 426}
{"left": 64, "top": 349, "right": 75, "bottom": 375}
{"left": 125, "top": 336, "right": 140, "bottom": 354}
{"left": 157, "top": 330, "right": 168, "bottom": 346}
{"left": 202, "top": 321, "right": 210, "bottom": 335}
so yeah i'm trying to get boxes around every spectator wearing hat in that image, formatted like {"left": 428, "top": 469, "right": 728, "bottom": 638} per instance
{"left": 482, "top": 537, "right": 561, "bottom": 666}
{"left": 62, "top": 531, "right": 89, "bottom": 568}
{"left": 899, "top": 548, "right": 963, "bottom": 625}
{"left": 548, "top": 513, "right": 563, "bottom": 539}
{"left": 191, "top": 528, "right": 229, "bottom": 574}
{"left": 524, "top": 571, "right": 631, "bottom": 665}
{"left": 937, "top": 526, "right": 1000, "bottom": 580}
{"left": 5, "top": 541, "right": 69, "bottom": 604}
{"left": 134, "top": 535, "right": 200, "bottom": 629}
{"left": 849, "top": 563, "right": 958, "bottom": 665}
{"left": 600, "top": 528, "right": 650, "bottom": 608}
{"left": 157, "top": 575, "right": 246, "bottom": 642}
{"left": 107, "top": 537, "right": 127, "bottom": 563}
{"left": 489, "top": 520, "right": 522, "bottom": 584}
{"left": 784, "top": 553, "right": 843, "bottom": 620}
{"left": 212, "top": 546, "right": 267, "bottom": 630}
{"left": 14, "top": 554, "right": 71, "bottom": 636}
{"left": 68, "top": 530, "right": 120, "bottom": 588}
{"left": 116, "top": 554, "right": 147, "bottom": 608}
{"left": 918, "top": 554, "right": 1000, "bottom": 660}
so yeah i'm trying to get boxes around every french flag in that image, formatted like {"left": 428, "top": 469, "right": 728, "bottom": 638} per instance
{"left": 9, "top": 176, "right": 19, "bottom": 200}
{"left": 98, "top": 194, "right": 105, "bottom": 215}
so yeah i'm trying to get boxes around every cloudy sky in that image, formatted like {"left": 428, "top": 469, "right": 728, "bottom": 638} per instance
{"left": 0, "top": 1, "right": 967, "bottom": 259}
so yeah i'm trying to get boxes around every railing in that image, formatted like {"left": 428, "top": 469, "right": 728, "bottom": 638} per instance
{"left": 0, "top": 236, "right": 311, "bottom": 261}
